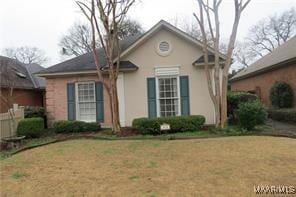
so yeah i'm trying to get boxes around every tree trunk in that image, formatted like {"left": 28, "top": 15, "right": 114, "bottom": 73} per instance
{"left": 214, "top": 66, "right": 221, "bottom": 128}
{"left": 109, "top": 69, "right": 121, "bottom": 133}
{"left": 220, "top": 71, "right": 229, "bottom": 128}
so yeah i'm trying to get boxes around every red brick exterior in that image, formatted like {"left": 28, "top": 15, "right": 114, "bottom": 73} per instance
{"left": 230, "top": 64, "right": 296, "bottom": 108}
{"left": 45, "top": 75, "right": 111, "bottom": 127}
{"left": 0, "top": 88, "right": 44, "bottom": 113}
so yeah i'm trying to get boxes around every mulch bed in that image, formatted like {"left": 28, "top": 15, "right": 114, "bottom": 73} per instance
{"left": 117, "top": 127, "right": 139, "bottom": 137}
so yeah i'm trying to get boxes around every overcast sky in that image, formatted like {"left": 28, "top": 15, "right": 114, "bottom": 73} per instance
{"left": 0, "top": 0, "right": 295, "bottom": 67}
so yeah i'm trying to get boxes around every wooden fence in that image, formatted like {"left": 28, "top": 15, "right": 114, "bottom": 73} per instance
{"left": 0, "top": 107, "right": 24, "bottom": 141}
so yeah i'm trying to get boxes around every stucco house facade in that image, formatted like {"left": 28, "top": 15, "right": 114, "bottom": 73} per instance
{"left": 38, "top": 20, "right": 225, "bottom": 127}
{"left": 230, "top": 36, "right": 296, "bottom": 108}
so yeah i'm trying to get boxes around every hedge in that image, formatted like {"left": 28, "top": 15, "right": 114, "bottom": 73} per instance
{"left": 17, "top": 117, "right": 44, "bottom": 138}
{"left": 268, "top": 108, "right": 296, "bottom": 123}
{"left": 227, "top": 91, "right": 258, "bottom": 123}
{"left": 132, "top": 115, "right": 205, "bottom": 135}
{"left": 53, "top": 120, "right": 101, "bottom": 133}
{"left": 235, "top": 101, "right": 267, "bottom": 130}
{"left": 269, "top": 81, "right": 294, "bottom": 108}
{"left": 24, "top": 106, "right": 45, "bottom": 118}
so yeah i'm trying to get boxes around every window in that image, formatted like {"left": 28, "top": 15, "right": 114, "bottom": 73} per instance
{"left": 76, "top": 82, "right": 96, "bottom": 122}
{"left": 158, "top": 77, "right": 179, "bottom": 117}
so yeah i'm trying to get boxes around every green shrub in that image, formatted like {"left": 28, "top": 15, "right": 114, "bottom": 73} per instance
{"left": 227, "top": 91, "right": 258, "bottom": 123}
{"left": 132, "top": 115, "right": 205, "bottom": 135}
{"left": 269, "top": 81, "right": 294, "bottom": 108}
{"left": 53, "top": 120, "right": 100, "bottom": 133}
{"left": 17, "top": 117, "right": 44, "bottom": 138}
{"left": 235, "top": 101, "right": 267, "bottom": 130}
{"left": 268, "top": 108, "right": 296, "bottom": 123}
{"left": 24, "top": 106, "right": 45, "bottom": 118}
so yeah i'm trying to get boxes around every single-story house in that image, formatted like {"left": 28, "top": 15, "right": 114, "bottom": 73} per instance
{"left": 230, "top": 36, "right": 296, "bottom": 108}
{"left": 37, "top": 20, "right": 226, "bottom": 127}
{"left": 0, "top": 56, "right": 45, "bottom": 112}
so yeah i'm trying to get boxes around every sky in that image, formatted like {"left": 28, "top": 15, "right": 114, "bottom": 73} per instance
{"left": 0, "top": 0, "right": 296, "bottom": 67}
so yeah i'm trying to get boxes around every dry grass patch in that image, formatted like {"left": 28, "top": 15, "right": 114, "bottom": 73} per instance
{"left": 1, "top": 136, "right": 296, "bottom": 196}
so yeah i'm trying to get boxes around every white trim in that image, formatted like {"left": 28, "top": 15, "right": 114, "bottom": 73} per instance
{"left": 155, "top": 75, "right": 181, "bottom": 117}
{"left": 75, "top": 81, "right": 96, "bottom": 122}
{"left": 117, "top": 73, "right": 126, "bottom": 127}
{"left": 155, "top": 66, "right": 180, "bottom": 76}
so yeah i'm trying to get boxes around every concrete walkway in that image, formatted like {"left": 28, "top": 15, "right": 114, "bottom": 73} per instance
{"left": 265, "top": 119, "right": 296, "bottom": 137}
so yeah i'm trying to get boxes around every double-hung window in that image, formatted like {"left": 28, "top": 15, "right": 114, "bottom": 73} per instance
{"left": 158, "top": 77, "right": 179, "bottom": 117}
{"left": 76, "top": 82, "right": 96, "bottom": 122}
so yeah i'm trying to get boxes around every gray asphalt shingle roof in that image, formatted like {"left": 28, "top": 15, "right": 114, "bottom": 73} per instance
{"left": 38, "top": 34, "right": 143, "bottom": 75}
{"left": 231, "top": 36, "right": 296, "bottom": 81}
{"left": 0, "top": 56, "right": 45, "bottom": 89}
{"left": 193, "top": 54, "right": 225, "bottom": 65}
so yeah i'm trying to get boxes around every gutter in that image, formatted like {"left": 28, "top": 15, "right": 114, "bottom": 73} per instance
{"left": 36, "top": 68, "right": 138, "bottom": 77}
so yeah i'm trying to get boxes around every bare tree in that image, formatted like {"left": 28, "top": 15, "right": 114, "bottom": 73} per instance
{"left": 118, "top": 18, "right": 144, "bottom": 39}
{"left": 234, "top": 8, "right": 296, "bottom": 67}
{"left": 76, "top": 0, "right": 136, "bottom": 133}
{"left": 248, "top": 8, "right": 296, "bottom": 56}
{"left": 194, "top": 0, "right": 251, "bottom": 128}
{"left": 59, "top": 22, "right": 100, "bottom": 56}
{"left": 59, "top": 18, "right": 143, "bottom": 57}
{"left": 170, "top": 16, "right": 228, "bottom": 53}
{"left": 3, "top": 46, "right": 47, "bottom": 65}
{"left": 232, "top": 41, "right": 256, "bottom": 67}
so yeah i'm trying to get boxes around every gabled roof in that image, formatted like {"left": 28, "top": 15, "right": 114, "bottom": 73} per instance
{"left": 117, "top": 20, "right": 227, "bottom": 60}
{"left": 38, "top": 20, "right": 226, "bottom": 77}
{"left": 0, "top": 56, "right": 45, "bottom": 89}
{"left": 230, "top": 36, "right": 296, "bottom": 82}
{"left": 37, "top": 34, "right": 142, "bottom": 76}
{"left": 193, "top": 54, "right": 225, "bottom": 66}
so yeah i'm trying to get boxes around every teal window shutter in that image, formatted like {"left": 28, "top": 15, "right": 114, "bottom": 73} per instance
{"left": 180, "top": 76, "right": 190, "bottom": 115}
{"left": 147, "top": 78, "right": 157, "bottom": 118}
{"left": 95, "top": 82, "right": 104, "bottom": 123}
{"left": 67, "top": 83, "right": 76, "bottom": 120}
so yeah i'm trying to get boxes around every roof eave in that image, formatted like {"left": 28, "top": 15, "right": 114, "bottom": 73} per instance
{"left": 229, "top": 57, "right": 296, "bottom": 83}
{"left": 37, "top": 67, "right": 138, "bottom": 77}
{"left": 193, "top": 61, "right": 226, "bottom": 67}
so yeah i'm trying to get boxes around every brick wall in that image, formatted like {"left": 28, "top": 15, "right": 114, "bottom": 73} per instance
{"left": 230, "top": 64, "right": 296, "bottom": 108}
{"left": 0, "top": 88, "right": 44, "bottom": 113}
{"left": 45, "top": 75, "right": 111, "bottom": 127}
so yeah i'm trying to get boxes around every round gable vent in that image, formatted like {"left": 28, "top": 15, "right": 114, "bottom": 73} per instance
{"left": 156, "top": 40, "right": 172, "bottom": 56}
{"left": 159, "top": 41, "right": 170, "bottom": 52}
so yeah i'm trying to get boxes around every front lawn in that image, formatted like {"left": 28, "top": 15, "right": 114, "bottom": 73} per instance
{"left": 1, "top": 136, "right": 296, "bottom": 196}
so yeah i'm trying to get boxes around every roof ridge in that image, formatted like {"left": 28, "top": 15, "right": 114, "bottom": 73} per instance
{"left": 24, "top": 64, "right": 38, "bottom": 88}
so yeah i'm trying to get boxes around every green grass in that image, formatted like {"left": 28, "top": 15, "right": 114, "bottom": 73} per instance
{"left": 129, "top": 175, "right": 140, "bottom": 181}
{"left": 11, "top": 171, "right": 26, "bottom": 179}
{"left": 1, "top": 137, "right": 295, "bottom": 196}
{"left": 0, "top": 124, "right": 270, "bottom": 160}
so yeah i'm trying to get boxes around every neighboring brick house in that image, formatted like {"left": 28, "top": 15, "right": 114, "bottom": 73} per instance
{"left": 0, "top": 56, "right": 45, "bottom": 112}
{"left": 38, "top": 20, "right": 226, "bottom": 127}
{"left": 230, "top": 36, "right": 296, "bottom": 108}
